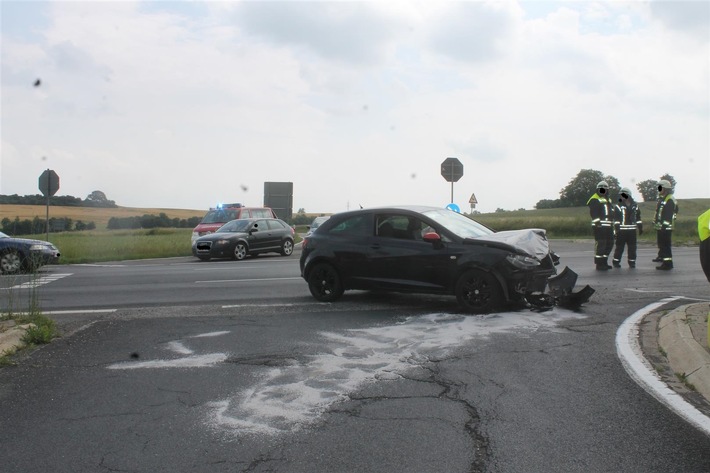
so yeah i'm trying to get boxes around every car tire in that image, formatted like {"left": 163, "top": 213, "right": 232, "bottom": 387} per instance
{"left": 280, "top": 239, "right": 294, "bottom": 256}
{"left": 307, "top": 263, "right": 344, "bottom": 302}
{"left": 0, "top": 249, "right": 23, "bottom": 274}
{"left": 455, "top": 269, "right": 503, "bottom": 314}
{"left": 233, "top": 242, "right": 248, "bottom": 260}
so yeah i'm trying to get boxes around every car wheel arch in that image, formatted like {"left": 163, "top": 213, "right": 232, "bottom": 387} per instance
{"left": 304, "top": 257, "right": 341, "bottom": 281}
{"left": 455, "top": 265, "right": 510, "bottom": 302}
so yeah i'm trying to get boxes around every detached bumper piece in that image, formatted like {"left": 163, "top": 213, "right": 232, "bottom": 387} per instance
{"left": 547, "top": 267, "right": 595, "bottom": 309}
{"left": 525, "top": 267, "right": 594, "bottom": 311}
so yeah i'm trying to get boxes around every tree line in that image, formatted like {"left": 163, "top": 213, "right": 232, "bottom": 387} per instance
{"left": 535, "top": 169, "right": 676, "bottom": 209}
{"left": 107, "top": 214, "right": 201, "bottom": 230}
{"left": 1, "top": 214, "right": 201, "bottom": 236}
{"left": 0, "top": 190, "right": 117, "bottom": 207}
{"left": 2, "top": 216, "right": 96, "bottom": 235}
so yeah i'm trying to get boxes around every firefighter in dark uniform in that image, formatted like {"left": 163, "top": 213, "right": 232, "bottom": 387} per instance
{"left": 612, "top": 187, "right": 642, "bottom": 268}
{"left": 699, "top": 209, "right": 710, "bottom": 282}
{"left": 587, "top": 181, "right": 614, "bottom": 270}
{"left": 653, "top": 179, "right": 677, "bottom": 270}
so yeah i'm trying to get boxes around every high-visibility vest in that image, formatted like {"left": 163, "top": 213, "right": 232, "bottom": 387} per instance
{"left": 654, "top": 194, "right": 677, "bottom": 230}
{"left": 587, "top": 193, "right": 612, "bottom": 228}
{"left": 699, "top": 209, "right": 710, "bottom": 242}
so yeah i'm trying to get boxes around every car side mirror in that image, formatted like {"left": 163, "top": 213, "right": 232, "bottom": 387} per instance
{"left": 422, "top": 232, "right": 441, "bottom": 243}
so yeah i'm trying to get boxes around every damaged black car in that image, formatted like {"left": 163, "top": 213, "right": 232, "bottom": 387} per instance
{"left": 299, "top": 205, "right": 591, "bottom": 313}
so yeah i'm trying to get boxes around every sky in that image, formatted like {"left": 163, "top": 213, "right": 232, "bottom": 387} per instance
{"left": 1, "top": 0, "right": 708, "bottom": 215}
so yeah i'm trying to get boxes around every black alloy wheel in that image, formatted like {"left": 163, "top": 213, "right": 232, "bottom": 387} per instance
{"left": 307, "top": 263, "right": 344, "bottom": 302}
{"left": 455, "top": 269, "right": 504, "bottom": 314}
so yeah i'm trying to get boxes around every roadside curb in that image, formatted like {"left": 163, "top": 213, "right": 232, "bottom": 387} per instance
{"left": 658, "top": 303, "right": 710, "bottom": 403}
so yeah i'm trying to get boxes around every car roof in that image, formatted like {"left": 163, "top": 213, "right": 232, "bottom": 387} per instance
{"left": 227, "top": 217, "right": 279, "bottom": 222}
{"left": 330, "top": 205, "right": 444, "bottom": 218}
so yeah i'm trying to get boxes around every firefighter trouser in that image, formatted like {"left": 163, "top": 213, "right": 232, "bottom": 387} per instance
{"left": 613, "top": 230, "right": 637, "bottom": 265}
{"left": 700, "top": 238, "right": 710, "bottom": 283}
{"left": 594, "top": 226, "right": 614, "bottom": 266}
{"left": 656, "top": 229, "right": 673, "bottom": 266}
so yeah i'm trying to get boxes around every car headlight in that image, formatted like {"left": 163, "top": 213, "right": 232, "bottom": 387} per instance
{"left": 29, "top": 244, "right": 49, "bottom": 251}
{"left": 506, "top": 254, "right": 540, "bottom": 269}
{"left": 215, "top": 239, "right": 230, "bottom": 246}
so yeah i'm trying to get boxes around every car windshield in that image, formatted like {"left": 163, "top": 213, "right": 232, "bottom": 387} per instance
{"left": 201, "top": 209, "right": 238, "bottom": 224}
{"left": 422, "top": 209, "right": 494, "bottom": 239}
{"left": 0, "top": 232, "right": 8, "bottom": 239}
{"left": 216, "top": 220, "right": 252, "bottom": 233}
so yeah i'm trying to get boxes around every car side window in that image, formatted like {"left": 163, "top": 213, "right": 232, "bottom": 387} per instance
{"left": 267, "top": 219, "right": 284, "bottom": 230}
{"left": 376, "top": 214, "right": 428, "bottom": 240}
{"left": 252, "top": 220, "right": 266, "bottom": 231}
{"left": 327, "top": 215, "right": 371, "bottom": 236}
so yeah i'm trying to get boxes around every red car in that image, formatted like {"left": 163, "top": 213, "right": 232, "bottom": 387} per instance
{"left": 191, "top": 203, "right": 277, "bottom": 243}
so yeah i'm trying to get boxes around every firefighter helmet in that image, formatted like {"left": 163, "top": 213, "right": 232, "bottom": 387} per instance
{"left": 657, "top": 179, "right": 672, "bottom": 190}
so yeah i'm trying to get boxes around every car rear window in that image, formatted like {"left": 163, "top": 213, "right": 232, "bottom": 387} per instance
{"left": 267, "top": 220, "right": 286, "bottom": 230}
{"left": 250, "top": 209, "right": 274, "bottom": 218}
{"left": 326, "top": 215, "right": 371, "bottom": 236}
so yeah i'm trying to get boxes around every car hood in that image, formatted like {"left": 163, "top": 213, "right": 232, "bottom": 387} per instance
{"left": 196, "top": 232, "right": 247, "bottom": 242}
{"left": 1, "top": 237, "right": 55, "bottom": 247}
{"left": 465, "top": 229, "right": 550, "bottom": 260}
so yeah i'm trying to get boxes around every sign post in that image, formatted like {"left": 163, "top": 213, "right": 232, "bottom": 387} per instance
{"left": 469, "top": 193, "right": 478, "bottom": 211}
{"left": 440, "top": 157, "right": 463, "bottom": 204}
{"left": 38, "top": 169, "right": 60, "bottom": 240}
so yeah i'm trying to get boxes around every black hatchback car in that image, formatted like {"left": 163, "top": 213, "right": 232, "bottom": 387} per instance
{"left": 192, "top": 218, "right": 295, "bottom": 261}
{"left": 0, "top": 231, "right": 60, "bottom": 274}
{"left": 299, "top": 206, "right": 561, "bottom": 313}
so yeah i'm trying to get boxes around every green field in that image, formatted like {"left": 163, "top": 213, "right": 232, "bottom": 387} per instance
{"left": 5, "top": 199, "right": 709, "bottom": 264}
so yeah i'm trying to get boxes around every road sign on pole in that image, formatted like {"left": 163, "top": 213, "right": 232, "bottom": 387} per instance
{"left": 469, "top": 193, "right": 478, "bottom": 210}
{"left": 39, "top": 169, "right": 60, "bottom": 197}
{"left": 38, "top": 169, "right": 60, "bottom": 240}
{"left": 441, "top": 157, "right": 463, "bottom": 203}
{"left": 441, "top": 157, "right": 463, "bottom": 182}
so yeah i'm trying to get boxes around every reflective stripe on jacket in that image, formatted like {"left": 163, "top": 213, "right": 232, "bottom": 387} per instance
{"left": 654, "top": 194, "right": 677, "bottom": 231}
{"left": 614, "top": 200, "right": 642, "bottom": 232}
{"left": 587, "top": 193, "right": 613, "bottom": 227}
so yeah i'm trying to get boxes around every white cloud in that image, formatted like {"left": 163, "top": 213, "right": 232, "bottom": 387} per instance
{"left": 1, "top": 1, "right": 707, "bottom": 214}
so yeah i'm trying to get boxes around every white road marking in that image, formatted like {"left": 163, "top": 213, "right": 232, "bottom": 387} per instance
{"left": 196, "top": 277, "right": 301, "bottom": 284}
{"left": 222, "top": 303, "right": 314, "bottom": 308}
{"left": 108, "top": 353, "right": 228, "bottom": 370}
{"left": 43, "top": 309, "right": 117, "bottom": 315}
{"left": 1, "top": 273, "right": 72, "bottom": 290}
{"left": 107, "top": 331, "right": 232, "bottom": 370}
{"left": 616, "top": 297, "right": 710, "bottom": 437}
{"left": 625, "top": 288, "right": 669, "bottom": 294}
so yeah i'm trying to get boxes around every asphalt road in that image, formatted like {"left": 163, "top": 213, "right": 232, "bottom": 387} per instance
{"left": 1, "top": 241, "right": 709, "bottom": 472}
